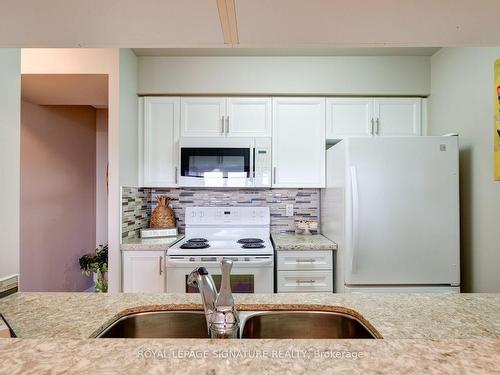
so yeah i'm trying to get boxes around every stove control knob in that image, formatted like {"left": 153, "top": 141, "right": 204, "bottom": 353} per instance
{"left": 189, "top": 257, "right": 196, "bottom": 262}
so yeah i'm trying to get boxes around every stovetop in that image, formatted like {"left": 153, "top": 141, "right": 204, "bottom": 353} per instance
{"left": 168, "top": 207, "right": 273, "bottom": 256}
{"left": 168, "top": 237, "right": 274, "bottom": 256}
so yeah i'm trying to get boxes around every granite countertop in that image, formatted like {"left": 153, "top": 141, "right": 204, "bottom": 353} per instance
{"left": 271, "top": 232, "right": 337, "bottom": 251}
{"left": 121, "top": 235, "right": 184, "bottom": 251}
{"left": 1, "top": 293, "right": 500, "bottom": 374}
{"left": 2, "top": 293, "right": 500, "bottom": 339}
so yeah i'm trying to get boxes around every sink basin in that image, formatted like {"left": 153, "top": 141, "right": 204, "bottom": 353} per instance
{"left": 240, "top": 311, "right": 376, "bottom": 339}
{"left": 96, "top": 311, "right": 209, "bottom": 338}
{"left": 95, "top": 310, "right": 377, "bottom": 339}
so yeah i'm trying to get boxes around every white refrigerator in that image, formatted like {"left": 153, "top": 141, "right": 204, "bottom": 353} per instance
{"left": 321, "top": 136, "right": 460, "bottom": 293}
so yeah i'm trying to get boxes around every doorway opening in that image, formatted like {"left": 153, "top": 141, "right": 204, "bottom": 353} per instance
{"left": 20, "top": 74, "right": 108, "bottom": 292}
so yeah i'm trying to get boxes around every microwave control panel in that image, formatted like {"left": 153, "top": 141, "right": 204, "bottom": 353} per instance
{"left": 253, "top": 138, "right": 272, "bottom": 187}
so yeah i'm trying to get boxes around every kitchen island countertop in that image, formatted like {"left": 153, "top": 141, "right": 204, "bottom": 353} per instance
{"left": 1, "top": 292, "right": 500, "bottom": 374}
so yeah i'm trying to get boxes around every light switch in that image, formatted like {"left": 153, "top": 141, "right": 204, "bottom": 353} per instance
{"left": 285, "top": 204, "right": 294, "bottom": 217}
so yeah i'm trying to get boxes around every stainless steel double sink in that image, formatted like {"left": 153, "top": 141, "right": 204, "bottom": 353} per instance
{"left": 95, "top": 310, "right": 377, "bottom": 339}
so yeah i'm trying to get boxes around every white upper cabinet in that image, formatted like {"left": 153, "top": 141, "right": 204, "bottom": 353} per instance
{"left": 272, "top": 98, "right": 326, "bottom": 188}
{"left": 180, "top": 97, "right": 226, "bottom": 137}
{"left": 181, "top": 97, "right": 271, "bottom": 137}
{"left": 326, "top": 97, "right": 422, "bottom": 140}
{"left": 141, "top": 97, "right": 180, "bottom": 187}
{"left": 122, "top": 250, "right": 165, "bottom": 293}
{"left": 326, "top": 98, "right": 373, "bottom": 139}
{"left": 374, "top": 98, "right": 422, "bottom": 136}
{"left": 226, "top": 97, "right": 272, "bottom": 137}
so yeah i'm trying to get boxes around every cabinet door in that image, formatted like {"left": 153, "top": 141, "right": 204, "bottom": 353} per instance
{"left": 272, "top": 98, "right": 326, "bottom": 188}
{"left": 142, "top": 97, "right": 180, "bottom": 187}
{"left": 374, "top": 98, "right": 422, "bottom": 136}
{"left": 326, "top": 98, "right": 373, "bottom": 139}
{"left": 277, "top": 270, "right": 333, "bottom": 293}
{"left": 123, "top": 251, "right": 165, "bottom": 293}
{"left": 277, "top": 251, "right": 333, "bottom": 271}
{"left": 180, "top": 97, "right": 226, "bottom": 137}
{"left": 226, "top": 97, "right": 272, "bottom": 137}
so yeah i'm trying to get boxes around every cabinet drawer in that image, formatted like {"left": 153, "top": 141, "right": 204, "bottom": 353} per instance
{"left": 277, "top": 251, "right": 332, "bottom": 271}
{"left": 277, "top": 270, "right": 333, "bottom": 293}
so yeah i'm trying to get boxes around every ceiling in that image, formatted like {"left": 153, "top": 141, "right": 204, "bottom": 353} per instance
{"left": 1, "top": 1, "right": 500, "bottom": 48}
{"left": 21, "top": 74, "right": 108, "bottom": 108}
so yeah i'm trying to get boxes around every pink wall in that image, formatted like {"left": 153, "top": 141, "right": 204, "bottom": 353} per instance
{"left": 20, "top": 101, "right": 97, "bottom": 291}
{"left": 95, "top": 109, "right": 108, "bottom": 246}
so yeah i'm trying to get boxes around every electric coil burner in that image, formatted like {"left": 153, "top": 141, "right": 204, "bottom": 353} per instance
{"left": 237, "top": 238, "right": 264, "bottom": 244}
{"left": 241, "top": 243, "right": 265, "bottom": 249}
{"left": 180, "top": 242, "right": 210, "bottom": 249}
{"left": 187, "top": 238, "right": 208, "bottom": 243}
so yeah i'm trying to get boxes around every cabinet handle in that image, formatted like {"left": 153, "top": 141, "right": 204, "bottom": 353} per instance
{"left": 159, "top": 256, "right": 163, "bottom": 275}
{"left": 221, "top": 116, "right": 225, "bottom": 134}
{"left": 273, "top": 167, "right": 277, "bottom": 184}
{"left": 174, "top": 167, "right": 178, "bottom": 184}
{"left": 375, "top": 118, "right": 380, "bottom": 135}
{"left": 370, "top": 118, "right": 375, "bottom": 135}
{"left": 295, "top": 258, "right": 317, "bottom": 263}
{"left": 225, "top": 115, "right": 229, "bottom": 134}
{"left": 296, "top": 279, "right": 316, "bottom": 284}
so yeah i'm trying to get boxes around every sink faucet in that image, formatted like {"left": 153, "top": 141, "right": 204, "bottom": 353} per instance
{"left": 187, "top": 259, "right": 239, "bottom": 338}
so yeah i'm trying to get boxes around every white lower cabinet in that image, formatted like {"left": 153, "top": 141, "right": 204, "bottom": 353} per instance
{"left": 276, "top": 251, "right": 333, "bottom": 293}
{"left": 122, "top": 251, "right": 165, "bottom": 293}
{"left": 277, "top": 271, "right": 333, "bottom": 292}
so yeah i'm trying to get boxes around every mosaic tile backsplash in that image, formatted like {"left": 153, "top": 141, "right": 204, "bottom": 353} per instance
{"left": 122, "top": 187, "right": 320, "bottom": 239}
{"left": 121, "top": 187, "right": 149, "bottom": 239}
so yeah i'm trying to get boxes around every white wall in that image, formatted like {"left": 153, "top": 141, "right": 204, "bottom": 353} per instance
{"left": 119, "top": 49, "right": 139, "bottom": 187}
{"left": 96, "top": 109, "right": 108, "bottom": 246}
{"left": 0, "top": 49, "right": 21, "bottom": 286}
{"left": 138, "top": 56, "right": 431, "bottom": 96}
{"left": 429, "top": 47, "right": 500, "bottom": 292}
{"left": 21, "top": 48, "right": 122, "bottom": 292}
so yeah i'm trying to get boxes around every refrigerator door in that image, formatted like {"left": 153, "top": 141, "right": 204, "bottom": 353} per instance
{"left": 344, "top": 137, "right": 460, "bottom": 286}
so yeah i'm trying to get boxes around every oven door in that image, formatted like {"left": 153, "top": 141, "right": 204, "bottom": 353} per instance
{"left": 179, "top": 138, "right": 254, "bottom": 187}
{"left": 166, "top": 256, "right": 274, "bottom": 293}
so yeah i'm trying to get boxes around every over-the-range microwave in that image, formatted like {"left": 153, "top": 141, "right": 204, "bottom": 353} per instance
{"left": 178, "top": 137, "right": 271, "bottom": 187}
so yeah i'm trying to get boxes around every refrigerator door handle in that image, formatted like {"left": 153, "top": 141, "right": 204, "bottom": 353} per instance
{"left": 350, "top": 166, "right": 359, "bottom": 274}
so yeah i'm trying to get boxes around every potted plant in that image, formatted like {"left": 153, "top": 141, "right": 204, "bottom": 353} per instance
{"left": 79, "top": 245, "right": 108, "bottom": 292}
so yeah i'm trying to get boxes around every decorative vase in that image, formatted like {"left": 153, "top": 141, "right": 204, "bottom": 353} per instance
{"left": 150, "top": 196, "right": 176, "bottom": 228}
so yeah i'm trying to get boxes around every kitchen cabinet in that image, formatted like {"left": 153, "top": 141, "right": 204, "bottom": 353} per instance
{"left": 276, "top": 251, "right": 333, "bottom": 293}
{"left": 180, "top": 97, "right": 226, "bottom": 137}
{"left": 374, "top": 98, "right": 422, "bottom": 136}
{"left": 141, "top": 97, "right": 180, "bottom": 187}
{"left": 272, "top": 97, "right": 326, "bottom": 188}
{"left": 326, "top": 98, "right": 374, "bottom": 139}
{"left": 226, "top": 97, "right": 272, "bottom": 137}
{"left": 326, "top": 98, "right": 422, "bottom": 140}
{"left": 181, "top": 97, "right": 271, "bottom": 137}
{"left": 122, "top": 250, "right": 165, "bottom": 293}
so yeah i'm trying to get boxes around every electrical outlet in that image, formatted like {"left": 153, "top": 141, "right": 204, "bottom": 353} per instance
{"left": 285, "top": 204, "right": 294, "bottom": 217}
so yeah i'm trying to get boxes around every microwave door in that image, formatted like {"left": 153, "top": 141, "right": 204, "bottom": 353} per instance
{"left": 180, "top": 147, "right": 252, "bottom": 187}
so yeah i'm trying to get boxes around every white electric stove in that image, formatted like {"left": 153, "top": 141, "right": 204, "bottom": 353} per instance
{"left": 166, "top": 207, "right": 274, "bottom": 293}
